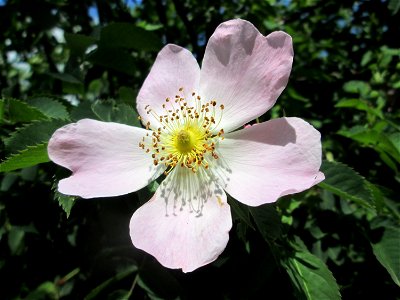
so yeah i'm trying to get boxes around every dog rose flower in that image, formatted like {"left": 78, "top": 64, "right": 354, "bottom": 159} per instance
{"left": 48, "top": 19, "right": 324, "bottom": 272}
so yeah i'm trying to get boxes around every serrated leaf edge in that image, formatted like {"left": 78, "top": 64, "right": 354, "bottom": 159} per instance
{"left": 319, "top": 160, "right": 375, "bottom": 210}
{"left": 28, "top": 96, "right": 71, "bottom": 120}
{"left": 0, "top": 143, "right": 49, "bottom": 172}
{"left": 1, "top": 98, "right": 48, "bottom": 122}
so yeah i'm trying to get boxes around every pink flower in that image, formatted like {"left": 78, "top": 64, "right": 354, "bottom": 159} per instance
{"left": 48, "top": 19, "right": 324, "bottom": 272}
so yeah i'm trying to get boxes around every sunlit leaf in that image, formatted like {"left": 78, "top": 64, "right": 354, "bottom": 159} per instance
{"left": 24, "top": 281, "right": 58, "bottom": 300}
{"left": 338, "top": 128, "right": 400, "bottom": 164}
{"left": 0, "top": 143, "right": 49, "bottom": 172}
{"left": 283, "top": 243, "right": 341, "bottom": 300}
{"left": 318, "top": 160, "right": 374, "bottom": 209}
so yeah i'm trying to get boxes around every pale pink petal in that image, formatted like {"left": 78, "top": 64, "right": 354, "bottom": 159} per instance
{"left": 137, "top": 44, "right": 200, "bottom": 129}
{"left": 48, "top": 119, "right": 163, "bottom": 198}
{"left": 200, "top": 19, "right": 293, "bottom": 133}
{"left": 313, "top": 171, "right": 325, "bottom": 185}
{"left": 212, "top": 117, "right": 323, "bottom": 206}
{"left": 130, "top": 167, "right": 232, "bottom": 272}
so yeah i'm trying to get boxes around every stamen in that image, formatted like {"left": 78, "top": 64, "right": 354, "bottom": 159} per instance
{"left": 139, "top": 88, "right": 225, "bottom": 174}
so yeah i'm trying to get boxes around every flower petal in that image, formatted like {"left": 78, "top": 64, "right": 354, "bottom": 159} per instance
{"left": 137, "top": 44, "right": 200, "bottom": 129}
{"left": 130, "top": 167, "right": 232, "bottom": 272}
{"left": 200, "top": 19, "right": 293, "bottom": 133}
{"left": 48, "top": 119, "right": 163, "bottom": 198}
{"left": 313, "top": 171, "right": 325, "bottom": 185}
{"left": 213, "top": 117, "right": 323, "bottom": 206}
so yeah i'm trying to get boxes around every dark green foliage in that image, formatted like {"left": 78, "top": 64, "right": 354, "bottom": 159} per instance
{"left": 0, "top": 0, "right": 399, "bottom": 299}
{"left": 371, "top": 218, "right": 400, "bottom": 287}
{"left": 283, "top": 242, "right": 341, "bottom": 300}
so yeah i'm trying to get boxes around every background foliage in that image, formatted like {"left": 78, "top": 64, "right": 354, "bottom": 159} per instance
{"left": 0, "top": 0, "right": 399, "bottom": 299}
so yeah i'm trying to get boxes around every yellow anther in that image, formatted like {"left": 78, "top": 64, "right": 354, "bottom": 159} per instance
{"left": 139, "top": 89, "right": 225, "bottom": 174}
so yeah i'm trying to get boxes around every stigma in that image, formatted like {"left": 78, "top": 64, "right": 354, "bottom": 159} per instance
{"left": 138, "top": 87, "right": 225, "bottom": 175}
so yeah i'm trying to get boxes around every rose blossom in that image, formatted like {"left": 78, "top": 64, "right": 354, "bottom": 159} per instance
{"left": 48, "top": 19, "right": 324, "bottom": 272}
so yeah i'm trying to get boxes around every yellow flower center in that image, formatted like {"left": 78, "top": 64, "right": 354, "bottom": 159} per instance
{"left": 138, "top": 87, "right": 225, "bottom": 175}
{"left": 175, "top": 129, "right": 195, "bottom": 153}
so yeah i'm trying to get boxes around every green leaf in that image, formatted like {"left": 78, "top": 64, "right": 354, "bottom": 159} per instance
{"left": 250, "top": 203, "right": 282, "bottom": 241}
{"left": 361, "top": 50, "right": 373, "bottom": 67}
{"left": 112, "top": 103, "right": 140, "bottom": 127}
{"left": 364, "top": 181, "right": 386, "bottom": 213}
{"left": 87, "top": 23, "right": 161, "bottom": 74}
{"left": 287, "top": 87, "right": 309, "bottom": 102}
{"left": 388, "top": 0, "right": 400, "bottom": 15}
{"left": 27, "top": 97, "right": 70, "bottom": 120}
{"left": 100, "top": 23, "right": 162, "bottom": 51}
{"left": 24, "top": 281, "right": 58, "bottom": 300}
{"left": 0, "top": 143, "right": 50, "bottom": 173}
{"left": 84, "top": 265, "right": 137, "bottom": 300}
{"left": 343, "top": 80, "right": 370, "bottom": 96}
{"left": 0, "top": 173, "right": 18, "bottom": 191}
{"left": 47, "top": 72, "right": 83, "bottom": 84}
{"left": 20, "top": 166, "right": 38, "bottom": 181}
{"left": 338, "top": 128, "right": 400, "bottom": 164}
{"left": 138, "top": 181, "right": 159, "bottom": 204}
{"left": 283, "top": 245, "right": 341, "bottom": 300}
{"left": 91, "top": 100, "right": 113, "bottom": 121}
{"left": 52, "top": 182, "right": 76, "bottom": 218}
{"left": 4, "top": 119, "right": 68, "bottom": 153}
{"left": 1, "top": 98, "right": 47, "bottom": 123}
{"left": 65, "top": 32, "right": 97, "bottom": 56}
{"left": 118, "top": 86, "right": 137, "bottom": 104}
{"left": 107, "top": 289, "right": 132, "bottom": 300}
{"left": 389, "top": 133, "right": 400, "bottom": 154}
{"left": 88, "top": 47, "right": 136, "bottom": 76}
{"left": 318, "top": 160, "right": 374, "bottom": 209}
{"left": 371, "top": 224, "right": 400, "bottom": 286}
{"left": 70, "top": 100, "right": 98, "bottom": 121}
{"left": 335, "top": 99, "right": 383, "bottom": 118}
{"left": 228, "top": 197, "right": 254, "bottom": 229}
{"left": 92, "top": 100, "right": 140, "bottom": 126}
{"left": 136, "top": 21, "right": 163, "bottom": 31}
{"left": 8, "top": 227, "right": 25, "bottom": 255}
{"left": 57, "top": 194, "right": 76, "bottom": 218}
